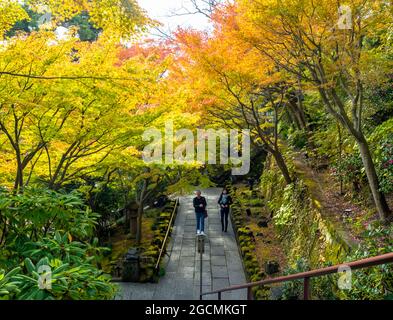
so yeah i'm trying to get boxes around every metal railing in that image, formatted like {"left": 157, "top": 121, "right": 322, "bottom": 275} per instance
{"left": 155, "top": 198, "right": 179, "bottom": 270}
{"left": 201, "top": 252, "right": 393, "bottom": 300}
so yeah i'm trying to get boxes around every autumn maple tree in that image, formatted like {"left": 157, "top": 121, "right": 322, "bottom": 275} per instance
{"left": 229, "top": 0, "right": 392, "bottom": 221}
{"left": 172, "top": 6, "right": 298, "bottom": 185}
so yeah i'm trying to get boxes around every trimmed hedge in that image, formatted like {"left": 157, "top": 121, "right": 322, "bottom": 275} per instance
{"left": 227, "top": 184, "right": 269, "bottom": 300}
{"left": 137, "top": 199, "right": 178, "bottom": 283}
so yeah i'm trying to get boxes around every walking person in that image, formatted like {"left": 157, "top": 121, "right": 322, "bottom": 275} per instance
{"left": 193, "top": 190, "right": 207, "bottom": 235}
{"left": 218, "top": 188, "right": 233, "bottom": 232}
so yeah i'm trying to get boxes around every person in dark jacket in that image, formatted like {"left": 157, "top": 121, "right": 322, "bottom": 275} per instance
{"left": 218, "top": 188, "right": 233, "bottom": 232}
{"left": 193, "top": 190, "right": 207, "bottom": 235}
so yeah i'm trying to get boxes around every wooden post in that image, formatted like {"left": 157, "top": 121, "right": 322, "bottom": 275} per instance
{"left": 304, "top": 277, "right": 311, "bottom": 300}
{"left": 247, "top": 287, "right": 253, "bottom": 300}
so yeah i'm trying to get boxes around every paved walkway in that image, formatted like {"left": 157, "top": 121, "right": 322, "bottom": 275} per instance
{"left": 117, "top": 188, "right": 247, "bottom": 300}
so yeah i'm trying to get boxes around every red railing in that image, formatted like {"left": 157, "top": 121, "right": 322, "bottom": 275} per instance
{"left": 201, "top": 252, "right": 393, "bottom": 300}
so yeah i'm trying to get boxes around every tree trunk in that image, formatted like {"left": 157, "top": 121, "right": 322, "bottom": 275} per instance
{"left": 14, "top": 153, "right": 23, "bottom": 192}
{"left": 286, "top": 104, "right": 302, "bottom": 130}
{"left": 288, "top": 100, "right": 308, "bottom": 132}
{"left": 337, "top": 122, "right": 344, "bottom": 195}
{"left": 135, "top": 178, "right": 148, "bottom": 245}
{"left": 357, "top": 136, "right": 391, "bottom": 222}
{"left": 318, "top": 86, "right": 391, "bottom": 222}
{"left": 271, "top": 150, "right": 292, "bottom": 185}
{"left": 295, "top": 76, "right": 307, "bottom": 129}
{"left": 136, "top": 204, "right": 143, "bottom": 245}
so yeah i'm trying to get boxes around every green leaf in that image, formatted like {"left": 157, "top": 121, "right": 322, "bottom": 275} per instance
{"left": 24, "top": 259, "right": 35, "bottom": 274}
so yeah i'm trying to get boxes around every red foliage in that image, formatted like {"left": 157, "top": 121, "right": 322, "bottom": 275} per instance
{"left": 117, "top": 39, "right": 171, "bottom": 66}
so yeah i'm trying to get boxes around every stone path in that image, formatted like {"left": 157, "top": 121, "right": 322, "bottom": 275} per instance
{"left": 117, "top": 188, "right": 247, "bottom": 300}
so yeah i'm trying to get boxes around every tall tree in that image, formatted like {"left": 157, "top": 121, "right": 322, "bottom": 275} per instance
{"left": 172, "top": 11, "right": 294, "bottom": 184}
{"left": 236, "top": 0, "right": 392, "bottom": 221}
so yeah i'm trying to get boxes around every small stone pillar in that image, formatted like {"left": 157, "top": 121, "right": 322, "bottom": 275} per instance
{"left": 122, "top": 248, "right": 141, "bottom": 282}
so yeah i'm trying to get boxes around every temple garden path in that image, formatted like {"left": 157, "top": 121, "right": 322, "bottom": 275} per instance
{"left": 117, "top": 188, "right": 247, "bottom": 300}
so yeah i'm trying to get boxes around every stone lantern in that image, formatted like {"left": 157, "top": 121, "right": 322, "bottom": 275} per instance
{"left": 122, "top": 248, "right": 141, "bottom": 282}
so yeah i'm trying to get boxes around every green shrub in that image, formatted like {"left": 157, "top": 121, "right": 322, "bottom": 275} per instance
{"left": 288, "top": 130, "right": 308, "bottom": 149}
{"left": 276, "top": 223, "right": 393, "bottom": 301}
{"left": 248, "top": 198, "right": 264, "bottom": 207}
{"left": 1, "top": 232, "right": 117, "bottom": 300}
{"left": 250, "top": 271, "right": 265, "bottom": 282}
{"left": 254, "top": 287, "right": 269, "bottom": 300}
{"left": 0, "top": 188, "right": 98, "bottom": 247}
{"left": 338, "top": 224, "right": 393, "bottom": 300}
{"left": 331, "top": 153, "right": 364, "bottom": 190}
{"left": 0, "top": 268, "right": 21, "bottom": 300}
{"left": 244, "top": 253, "right": 253, "bottom": 261}
{"left": 238, "top": 227, "right": 253, "bottom": 237}
{"left": 142, "top": 200, "right": 178, "bottom": 282}
{"left": 241, "top": 245, "right": 255, "bottom": 257}
{"left": 230, "top": 190, "right": 265, "bottom": 294}
{"left": 279, "top": 258, "right": 309, "bottom": 300}
{"left": 376, "top": 136, "right": 393, "bottom": 193}
{"left": 311, "top": 272, "right": 338, "bottom": 300}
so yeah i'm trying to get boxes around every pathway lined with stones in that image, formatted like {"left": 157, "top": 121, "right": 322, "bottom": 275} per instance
{"left": 117, "top": 188, "right": 247, "bottom": 300}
